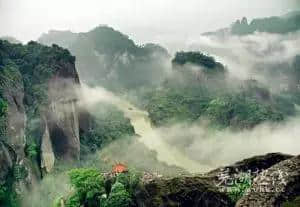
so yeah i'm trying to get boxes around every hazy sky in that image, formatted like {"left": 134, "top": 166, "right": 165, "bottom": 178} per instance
{"left": 0, "top": 0, "right": 299, "bottom": 44}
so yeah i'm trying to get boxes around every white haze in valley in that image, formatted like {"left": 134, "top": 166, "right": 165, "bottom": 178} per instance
{"left": 75, "top": 30, "right": 300, "bottom": 172}
{"left": 77, "top": 84, "right": 300, "bottom": 173}
{"left": 78, "top": 84, "right": 209, "bottom": 173}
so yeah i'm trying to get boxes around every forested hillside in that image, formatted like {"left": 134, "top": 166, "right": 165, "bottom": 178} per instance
{"left": 39, "top": 26, "right": 170, "bottom": 91}
{"left": 144, "top": 51, "right": 299, "bottom": 128}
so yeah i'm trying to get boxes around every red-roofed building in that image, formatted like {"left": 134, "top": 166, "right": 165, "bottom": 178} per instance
{"left": 112, "top": 163, "right": 128, "bottom": 174}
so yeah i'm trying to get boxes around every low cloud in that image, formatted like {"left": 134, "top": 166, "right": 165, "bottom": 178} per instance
{"left": 186, "top": 31, "right": 300, "bottom": 81}
{"left": 158, "top": 118, "right": 300, "bottom": 169}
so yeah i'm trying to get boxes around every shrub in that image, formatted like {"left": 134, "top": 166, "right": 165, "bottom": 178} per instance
{"left": 227, "top": 173, "right": 252, "bottom": 202}
{"left": 80, "top": 104, "right": 135, "bottom": 156}
{"left": 103, "top": 182, "right": 131, "bottom": 207}
{"left": 66, "top": 168, "right": 106, "bottom": 207}
{"left": 0, "top": 185, "right": 7, "bottom": 201}
{"left": 25, "top": 142, "right": 39, "bottom": 160}
{"left": 0, "top": 184, "right": 19, "bottom": 207}
{"left": 116, "top": 169, "right": 142, "bottom": 196}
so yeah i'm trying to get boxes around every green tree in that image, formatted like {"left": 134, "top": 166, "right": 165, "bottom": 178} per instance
{"left": 66, "top": 168, "right": 106, "bottom": 207}
{"left": 103, "top": 182, "right": 131, "bottom": 207}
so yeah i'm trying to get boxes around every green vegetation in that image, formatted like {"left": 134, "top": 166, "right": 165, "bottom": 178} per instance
{"left": 146, "top": 88, "right": 285, "bottom": 128}
{"left": 13, "top": 164, "right": 28, "bottom": 181}
{"left": 1, "top": 21, "right": 300, "bottom": 207}
{"left": 60, "top": 168, "right": 141, "bottom": 207}
{"left": 205, "top": 95, "right": 283, "bottom": 129}
{"left": 25, "top": 141, "right": 39, "bottom": 160}
{"left": 146, "top": 52, "right": 289, "bottom": 129}
{"left": 114, "top": 169, "right": 142, "bottom": 197}
{"left": 0, "top": 98, "right": 8, "bottom": 135}
{"left": 80, "top": 104, "right": 135, "bottom": 156}
{"left": 0, "top": 184, "right": 19, "bottom": 207}
{"left": 172, "top": 51, "right": 225, "bottom": 72}
{"left": 0, "top": 39, "right": 78, "bottom": 207}
{"left": 65, "top": 168, "right": 106, "bottom": 207}
{"left": 0, "top": 40, "right": 139, "bottom": 207}
{"left": 103, "top": 182, "right": 131, "bottom": 207}
{"left": 0, "top": 167, "right": 22, "bottom": 207}
{"left": 0, "top": 39, "right": 76, "bottom": 127}
{"left": 227, "top": 173, "right": 252, "bottom": 203}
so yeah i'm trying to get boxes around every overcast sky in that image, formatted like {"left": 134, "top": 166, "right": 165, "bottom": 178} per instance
{"left": 0, "top": 0, "right": 299, "bottom": 45}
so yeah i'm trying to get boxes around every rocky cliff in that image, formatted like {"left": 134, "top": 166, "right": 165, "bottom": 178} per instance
{"left": 0, "top": 40, "right": 82, "bottom": 204}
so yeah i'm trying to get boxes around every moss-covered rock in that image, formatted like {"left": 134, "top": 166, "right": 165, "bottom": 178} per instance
{"left": 135, "top": 176, "right": 234, "bottom": 207}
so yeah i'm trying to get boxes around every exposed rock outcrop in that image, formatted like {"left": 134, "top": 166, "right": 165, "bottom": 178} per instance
{"left": 236, "top": 155, "right": 300, "bottom": 207}
{"left": 135, "top": 176, "right": 234, "bottom": 207}
{"left": 47, "top": 74, "right": 80, "bottom": 161}
{"left": 40, "top": 119, "right": 55, "bottom": 174}
{"left": 0, "top": 40, "right": 82, "bottom": 195}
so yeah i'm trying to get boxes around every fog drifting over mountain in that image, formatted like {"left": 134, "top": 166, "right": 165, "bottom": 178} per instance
{"left": 0, "top": 0, "right": 299, "bottom": 48}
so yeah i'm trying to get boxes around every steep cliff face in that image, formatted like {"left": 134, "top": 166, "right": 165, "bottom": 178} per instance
{"left": 46, "top": 64, "right": 80, "bottom": 161}
{"left": 0, "top": 40, "right": 82, "bottom": 203}
{"left": 0, "top": 65, "right": 26, "bottom": 186}
{"left": 40, "top": 119, "right": 55, "bottom": 174}
{"left": 0, "top": 66, "right": 26, "bottom": 158}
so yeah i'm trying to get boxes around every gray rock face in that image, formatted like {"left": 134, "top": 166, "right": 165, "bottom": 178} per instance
{"left": 236, "top": 155, "right": 300, "bottom": 207}
{"left": 40, "top": 119, "right": 55, "bottom": 174}
{"left": 46, "top": 72, "right": 80, "bottom": 161}
{"left": 0, "top": 48, "right": 81, "bottom": 190}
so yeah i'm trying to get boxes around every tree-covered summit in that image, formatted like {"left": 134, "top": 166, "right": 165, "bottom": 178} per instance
{"left": 172, "top": 51, "right": 225, "bottom": 72}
